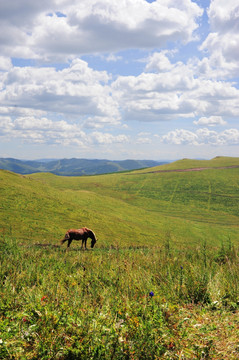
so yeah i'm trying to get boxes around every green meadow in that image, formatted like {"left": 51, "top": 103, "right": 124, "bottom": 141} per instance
{"left": 0, "top": 157, "right": 239, "bottom": 359}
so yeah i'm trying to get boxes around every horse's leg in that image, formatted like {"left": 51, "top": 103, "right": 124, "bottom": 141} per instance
{"left": 60, "top": 237, "right": 68, "bottom": 245}
{"left": 67, "top": 239, "right": 73, "bottom": 248}
{"left": 84, "top": 239, "right": 87, "bottom": 250}
{"left": 81, "top": 239, "right": 87, "bottom": 250}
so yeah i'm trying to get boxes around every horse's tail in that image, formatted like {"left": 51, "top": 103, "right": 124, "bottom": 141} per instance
{"left": 60, "top": 232, "right": 70, "bottom": 245}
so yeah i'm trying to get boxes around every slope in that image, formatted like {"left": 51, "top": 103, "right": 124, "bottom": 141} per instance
{"left": 0, "top": 169, "right": 181, "bottom": 247}
{"left": 134, "top": 156, "right": 239, "bottom": 173}
{"left": 2, "top": 160, "right": 235, "bottom": 246}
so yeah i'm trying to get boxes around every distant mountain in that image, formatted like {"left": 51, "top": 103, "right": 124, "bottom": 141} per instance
{"left": 0, "top": 158, "right": 167, "bottom": 176}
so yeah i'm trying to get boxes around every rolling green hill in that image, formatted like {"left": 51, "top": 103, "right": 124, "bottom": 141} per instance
{"left": 1, "top": 157, "right": 238, "bottom": 248}
{"left": 134, "top": 156, "right": 239, "bottom": 172}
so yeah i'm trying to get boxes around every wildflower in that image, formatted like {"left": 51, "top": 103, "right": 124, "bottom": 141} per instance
{"left": 22, "top": 317, "right": 28, "bottom": 322}
{"left": 41, "top": 295, "right": 48, "bottom": 303}
{"left": 180, "top": 266, "right": 183, "bottom": 270}
{"left": 149, "top": 291, "right": 154, "bottom": 298}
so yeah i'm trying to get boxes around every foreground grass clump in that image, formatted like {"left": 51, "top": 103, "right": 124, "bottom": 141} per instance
{"left": 1, "top": 237, "right": 239, "bottom": 359}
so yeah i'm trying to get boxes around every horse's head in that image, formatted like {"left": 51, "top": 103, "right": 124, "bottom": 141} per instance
{"left": 89, "top": 230, "right": 97, "bottom": 248}
{"left": 91, "top": 237, "right": 97, "bottom": 248}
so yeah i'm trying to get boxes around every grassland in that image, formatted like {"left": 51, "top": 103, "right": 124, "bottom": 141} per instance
{"left": 0, "top": 157, "right": 239, "bottom": 359}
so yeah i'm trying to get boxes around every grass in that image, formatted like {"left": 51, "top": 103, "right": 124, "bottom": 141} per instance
{"left": 28, "top": 157, "right": 239, "bottom": 247}
{"left": 0, "top": 237, "right": 239, "bottom": 359}
{"left": 0, "top": 157, "right": 239, "bottom": 358}
{"left": 134, "top": 156, "right": 239, "bottom": 172}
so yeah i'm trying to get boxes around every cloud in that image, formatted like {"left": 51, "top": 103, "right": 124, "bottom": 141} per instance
{"left": 194, "top": 116, "right": 227, "bottom": 127}
{"left": 0, "top": 116, "right": 14, "bottom": 134}
{"left": 112, "top": 51, "right": 239, "bottom": 122}
{"left": 162, "top": 129, "right": 198, "bottom": 145}
{"left": 0, "top": 113, "right": 129, "bottom": 147}
{"left": 0, "top": 59, "right": 120, "bottom": 127}
{"left": 162, "top": 128, "right": 239, "bottom": 146}
{"left": 145, "top": 51, "right": 175, "bottom": 72}
{"left": 0, "top": 1, "right": 51, "bottom": 25}
{"left": 207, "top": 0, "right": 239, "bottom": 32}
{"left": 0, "top": 56, "right": 12, "bottom": 71}
{"left": 1, "top": 48, "right": 239, "bottom": 146}
{"left": 0, "top": 115, "right": 86, "bottom": 145}
{"left": 199, "top": 0, "right": 239, "bottom": 79}
{"left": 0, "top": 0, "right": 203, "bottom": 61}
{"left": 91, "top": 131, "right": 129, "bottom": 144}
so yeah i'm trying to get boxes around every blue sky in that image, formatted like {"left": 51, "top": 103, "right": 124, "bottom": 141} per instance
{"left": 0, "top": 0, "right": 238, "bottom": 160}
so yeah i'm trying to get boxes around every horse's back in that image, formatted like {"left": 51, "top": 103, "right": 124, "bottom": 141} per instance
{"left": 67, "top": 228, "right": 88, "bottom": 239}
{"left": 67, "top": 228, "right": 83, "bottom": 233}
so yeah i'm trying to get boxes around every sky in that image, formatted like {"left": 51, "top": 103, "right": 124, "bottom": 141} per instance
{"left": 0, "top": 0, "right": 239, "bottom": 161}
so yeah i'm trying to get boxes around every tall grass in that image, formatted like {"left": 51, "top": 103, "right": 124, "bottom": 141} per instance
{"left": 1, "top": 237, "right": 239, "bottom": 359}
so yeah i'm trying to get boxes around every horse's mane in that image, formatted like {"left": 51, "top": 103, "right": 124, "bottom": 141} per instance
{"left": 89, "top": 230, "right": 96, "bottom": 240}
{"left": 83, "top": 227, "right": 96, "bottom": 240}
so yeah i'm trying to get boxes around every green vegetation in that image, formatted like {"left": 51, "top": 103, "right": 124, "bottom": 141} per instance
{"left": 135, "top": 156, "right": 239, "bottom": 172}
{"left": 0, "top": 157, "right": 239, "bottom": 358}
{"left": 1, "top": 238, "right": 239, "bottom": 359}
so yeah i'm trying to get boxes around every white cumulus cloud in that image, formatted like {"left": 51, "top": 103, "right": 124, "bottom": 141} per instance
{"left": 0, "top": 59, "right": 120, "bottom": 127}
{"left": 92, "top": 131, "right": 129, "bottom": 144}
{"left": 199, "top": 0, "right": 239, "bottom": 79}
{"left": 0, "top": 112, "right": 130, "bottom": 147}
{"left": 0, "top": 0, "right": 203, "bottom": 61}
{"left": 112, "top": 51, "right": 239, "bottom": 122}
{"left": 194, "top": 116, "right": 227, "bottom": 127}
{"left": 162, "top": 128, "right": 239, "bottom": 146}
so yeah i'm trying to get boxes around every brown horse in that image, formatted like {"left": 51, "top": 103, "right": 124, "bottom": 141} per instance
{"left": 60, "top": 227, "right": 97, "bottom": 249}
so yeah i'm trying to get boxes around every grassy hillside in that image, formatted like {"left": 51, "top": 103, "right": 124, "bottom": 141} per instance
{"left": 0, "top": 157, "right": 238, "bottom": 248}
{"left": 28, "top": 157, "right": 239, "bottom": 248}
{"left": 1, "top": 158, "right": 239, "bottom": 359}
{"left": 134, "top": 156, "right": 239, "bottom": 173}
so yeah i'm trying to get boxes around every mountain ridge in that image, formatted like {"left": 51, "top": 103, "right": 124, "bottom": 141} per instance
{"left": 0, "top": 157, "right": 167, "bottom": 176}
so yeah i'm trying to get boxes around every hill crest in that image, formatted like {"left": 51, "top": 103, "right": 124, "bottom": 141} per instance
{"left": 132, "top": 156, "right": 239, "bottom": 173}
